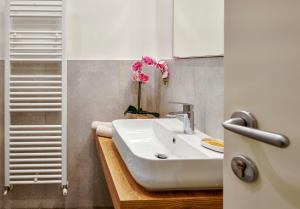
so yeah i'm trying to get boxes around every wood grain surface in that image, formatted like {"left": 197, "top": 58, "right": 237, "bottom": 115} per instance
{"left": 95, "top": 136, "right": 223, "bottom": 209}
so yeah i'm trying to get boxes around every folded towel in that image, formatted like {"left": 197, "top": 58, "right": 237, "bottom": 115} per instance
{"left": 96, "top": 125, "right": 113, "bottom": 138}
{"left": 91, "top": 121, "right": 112, "bottom": 130}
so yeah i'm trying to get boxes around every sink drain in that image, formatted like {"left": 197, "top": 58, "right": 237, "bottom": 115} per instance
{"left": 155, "top": 153, "right": 168, "bottom": 159}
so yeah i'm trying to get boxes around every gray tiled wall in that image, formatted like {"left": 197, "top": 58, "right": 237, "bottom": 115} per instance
{"left": 161, "top": 57, "right": 224, "bottom": 139}
{"left": 0, "top": 58, "right": 223, "bottom": 209}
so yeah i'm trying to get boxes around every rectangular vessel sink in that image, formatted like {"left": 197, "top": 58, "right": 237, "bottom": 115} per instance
{"left": 112, "top": 119, "right": 223, "bottom": 191}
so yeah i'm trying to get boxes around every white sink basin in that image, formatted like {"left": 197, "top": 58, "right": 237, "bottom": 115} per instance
{"left": 112, "top": 118, "right": 223, "bottom": 191}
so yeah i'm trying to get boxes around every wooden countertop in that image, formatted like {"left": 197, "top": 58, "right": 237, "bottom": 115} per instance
{"left": 95, "top": 136, "right": 223, "bottom": 209}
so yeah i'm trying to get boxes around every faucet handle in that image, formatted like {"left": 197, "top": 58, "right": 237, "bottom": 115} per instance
{"left": 169, "top": 102, "right": 194, "bottom": 112}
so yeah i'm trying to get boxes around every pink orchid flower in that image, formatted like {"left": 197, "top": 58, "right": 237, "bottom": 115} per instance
{"left": 132, "top": 72, "right": 139, "bottom": 82}
{"left": 162, "top": 70, "right": 169, "bottom": 79}
{"left": 138, "top": 73, "right": 149, "bottom": 83}
{"left": 132, "top": 57, "right": 169, "bottom": 84}
{"left": 132, "top": 61, "right": 143, "bottom": 71}
{"left": 142, "top": 56, "right": 156, "bottom": 66}
{"left": 156, "top": 60, "right": 169, "bottom": 80}
{"left": 132, "top": 72, "right": 149, "bottom": 83}
{"left": 156, "top": 60, "right": 168, "bottom": 72}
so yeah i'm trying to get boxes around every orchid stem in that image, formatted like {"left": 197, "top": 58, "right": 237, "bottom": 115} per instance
{"left": 137, "top": 82, "right": 142, "bottom": 113}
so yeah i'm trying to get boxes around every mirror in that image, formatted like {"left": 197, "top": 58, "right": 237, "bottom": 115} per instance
{"left": 173, "top": 0, "right": 224, "bottom": 58}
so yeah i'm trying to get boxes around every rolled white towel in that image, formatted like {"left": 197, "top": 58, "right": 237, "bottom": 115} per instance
{"left": 91, "top": 121, "right": 112, "bottom": 130}
{"left": 96, "top": 125, "right": 113, "bottom": 138}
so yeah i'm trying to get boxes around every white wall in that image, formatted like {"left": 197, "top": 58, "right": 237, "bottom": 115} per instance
{"left": 156, "top": 0, "right": 173, "bottom": 59}
{"left": 67, "top": 0, "right": 158, "bottom": 60}
{"left": 0, "top": 0, "right": 173, "bottom": 60}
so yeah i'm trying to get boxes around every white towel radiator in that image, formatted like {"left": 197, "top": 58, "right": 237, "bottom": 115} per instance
{"left": 4, "top": 0, "right": 68, "bottom": 195}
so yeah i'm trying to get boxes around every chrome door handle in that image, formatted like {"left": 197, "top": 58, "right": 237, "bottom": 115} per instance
{"left": 223, "top": 111, "right": 290, "bottom": 148}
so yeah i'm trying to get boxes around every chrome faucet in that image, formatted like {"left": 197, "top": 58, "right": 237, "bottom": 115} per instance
{"left": 167, "top": 102, "right": 195, "bottom": 135}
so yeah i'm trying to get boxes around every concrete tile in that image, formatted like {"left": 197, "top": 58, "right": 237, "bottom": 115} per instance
{"left": 160, "top": 57, "right": 224, "bottom": 139}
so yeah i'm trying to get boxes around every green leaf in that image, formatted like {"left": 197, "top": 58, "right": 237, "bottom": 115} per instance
{"left": 124, "top": 105, "right": 138, "bottom": 115}
{"left": 139, "top": 110, "right": 160, "bottom": 118}
{"left": 124, "top": 105, "right": 160, "bottom": 118}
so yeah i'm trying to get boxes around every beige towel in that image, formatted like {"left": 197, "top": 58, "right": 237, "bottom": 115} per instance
{"left": 96, "top": 125, "right": 113, "bottom": 138}
{"left": 91, "top": 121, "right": 112, "bottom": 130}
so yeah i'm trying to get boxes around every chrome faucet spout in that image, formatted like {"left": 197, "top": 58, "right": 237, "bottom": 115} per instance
{"left": 167, "top": 102, "right": 195, "bottom": 134}
{"left": 166, "top": 111, "right": 185, "bottom": 118}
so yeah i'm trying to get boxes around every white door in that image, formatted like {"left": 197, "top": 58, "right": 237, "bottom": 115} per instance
{"left": 224, "top": 1, "right": 300, "bottom": 209}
